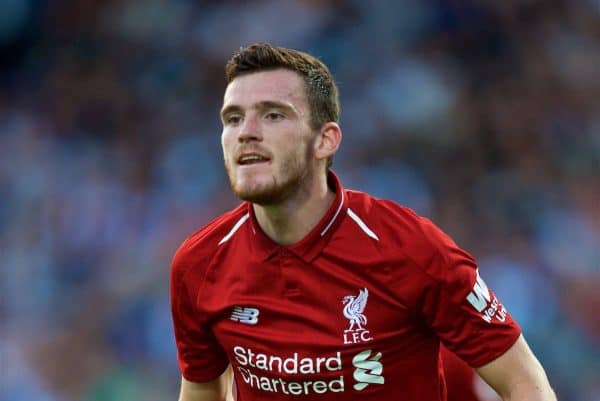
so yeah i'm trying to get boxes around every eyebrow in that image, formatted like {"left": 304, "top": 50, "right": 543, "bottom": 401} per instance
{"left": 220, "top": 101, "right": 299, "bottom": 121}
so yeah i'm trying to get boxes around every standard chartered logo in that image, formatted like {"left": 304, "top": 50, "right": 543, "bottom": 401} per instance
{"left": 233, "top": 346, "right": 344, "bottom": 396}
{"left": 352, "top": 349, "right": 384, "bottom": 391}
{"left": 231, "top": 345, "right": 385, "bottom": 395}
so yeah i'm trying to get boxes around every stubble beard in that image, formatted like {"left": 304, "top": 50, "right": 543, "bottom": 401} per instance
{"left": 225, "top": 144, "right": 314, "bottom": 206}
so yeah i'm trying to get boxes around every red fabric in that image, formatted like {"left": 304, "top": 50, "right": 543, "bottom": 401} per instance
{"left": 441, "top": 345, "right": 480, "bottom": 401}
{"left": 170, "top": 171, "right": 521, "bottom": 400}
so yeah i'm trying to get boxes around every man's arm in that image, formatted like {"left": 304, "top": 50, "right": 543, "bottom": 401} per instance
{"left": 476, "top": 335, "right": 556, "bottom": 401}
{"left": 178, "top": 366, "right": 234, "bottom": 401}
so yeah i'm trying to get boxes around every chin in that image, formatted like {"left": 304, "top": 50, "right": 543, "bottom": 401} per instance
{"left": 226, "top": 158, "right": 310, "bottom": 205}
{"left": 231, "top": 176, "right": 301, "bottom": 206}
{"left": 233, "top": 184, "right": 283, "bottom": 205}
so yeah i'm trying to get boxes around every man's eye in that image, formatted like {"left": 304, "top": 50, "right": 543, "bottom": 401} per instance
{"left": 226, "top": 115, "right": 242, "bottom": 125}
{"left": 265, "top": 112, "right": 284, "bottom": 121}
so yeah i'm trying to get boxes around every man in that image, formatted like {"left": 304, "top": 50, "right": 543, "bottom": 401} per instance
{"left": 170, "top": 43, "right": 556, "bottom": 401}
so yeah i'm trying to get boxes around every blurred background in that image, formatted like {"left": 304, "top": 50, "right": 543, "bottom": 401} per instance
{"left": 1, "top": 0, "right": 599, "bottom": 400}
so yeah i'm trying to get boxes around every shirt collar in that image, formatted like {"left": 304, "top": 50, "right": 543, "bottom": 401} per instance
{"left": 247, "top": 170, "right": 348, "bottom": 263}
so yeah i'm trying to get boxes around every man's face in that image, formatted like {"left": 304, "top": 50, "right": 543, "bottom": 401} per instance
{"left": 221, "top": 69, "right": 317, "bottom": 205}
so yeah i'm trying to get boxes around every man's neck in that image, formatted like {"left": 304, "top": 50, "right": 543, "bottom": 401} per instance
{"left": 252, "top": 174, "right": 335, "bottom": 246}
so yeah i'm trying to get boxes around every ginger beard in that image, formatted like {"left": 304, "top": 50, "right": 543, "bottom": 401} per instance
{"left": 224, "top": 135, "right": 316, "bottom": 206}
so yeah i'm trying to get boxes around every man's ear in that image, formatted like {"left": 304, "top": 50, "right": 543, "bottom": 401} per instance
{"left": 315, "top": 122, "right": 342, "bottom": 162}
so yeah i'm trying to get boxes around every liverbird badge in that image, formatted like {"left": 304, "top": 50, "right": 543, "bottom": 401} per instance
{"left": 343, "top": 288, "right": 369, "bottom": 332}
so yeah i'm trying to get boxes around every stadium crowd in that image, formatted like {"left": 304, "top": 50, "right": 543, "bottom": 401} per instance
{"left": 1, "top": 1, "right": 598, "bottom": 400}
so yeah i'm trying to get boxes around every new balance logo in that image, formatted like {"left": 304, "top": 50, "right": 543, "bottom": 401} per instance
{"left": 230, "top": 307, "right": 260, "bottom": 325}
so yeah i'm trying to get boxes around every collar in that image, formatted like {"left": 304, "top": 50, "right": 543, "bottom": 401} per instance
{"left": 247, "top": 170, "right": 348, "bottom": 263}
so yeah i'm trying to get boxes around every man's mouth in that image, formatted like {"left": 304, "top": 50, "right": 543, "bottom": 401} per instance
{"left": 238, "top": 153, "right": 270, "bottom": 165}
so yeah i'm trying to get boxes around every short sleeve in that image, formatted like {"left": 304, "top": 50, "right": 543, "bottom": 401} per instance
{"left": 170, "top": 241, "right": 229, "bottom": 382}
{"left": 417, "top": 220, "right": 521, "bottom": 368}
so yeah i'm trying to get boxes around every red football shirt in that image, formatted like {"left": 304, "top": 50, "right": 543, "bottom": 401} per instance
{"left": 441, "top": 345, "right": 501, "bottom": 401}
{"left": 171, "top": 172, "right": 520, "bottom": 400}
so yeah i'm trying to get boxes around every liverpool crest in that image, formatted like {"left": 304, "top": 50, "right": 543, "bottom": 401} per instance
{"left": 342, "top": 288, "right": 373, "bottom": 344}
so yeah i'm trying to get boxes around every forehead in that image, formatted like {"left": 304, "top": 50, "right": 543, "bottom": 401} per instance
{"left": 222, "top": 69, "right": 308, "bottom": 110}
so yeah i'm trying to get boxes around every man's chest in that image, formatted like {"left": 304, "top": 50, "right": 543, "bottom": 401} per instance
{"left": 202, "top": 253, "right": 439, "bottom": 399}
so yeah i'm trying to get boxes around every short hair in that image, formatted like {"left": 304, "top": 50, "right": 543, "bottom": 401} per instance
{"left": 225, "top": 43, "right": 340, "bottom": 132}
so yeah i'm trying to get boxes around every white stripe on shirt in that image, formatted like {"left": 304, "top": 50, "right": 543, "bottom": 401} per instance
{"left": 218, "top": 213, "right": 250, "bottom": 245}
{"left": 347, "top": 208, "right": 379, "bottom": 241}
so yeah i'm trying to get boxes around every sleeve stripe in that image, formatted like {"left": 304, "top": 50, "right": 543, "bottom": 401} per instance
{"left": 347, "top": 208, "right": 379, "bottom": 241}
{"left": 218, "top": 213, "right": 250, "bottom": 245}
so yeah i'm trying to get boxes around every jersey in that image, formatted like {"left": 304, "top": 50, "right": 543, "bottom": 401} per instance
{"left": 441, "top": 345, "right": 501, "bottom": 401}
{"left": 170, "top": 171, "right": 521, "bottom": 400}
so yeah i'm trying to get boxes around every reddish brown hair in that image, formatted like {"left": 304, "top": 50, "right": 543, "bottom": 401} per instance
{"left": 225, "top": 43, "right": 340, "bottom": 131}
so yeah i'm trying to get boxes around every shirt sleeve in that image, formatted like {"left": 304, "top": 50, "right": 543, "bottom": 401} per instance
{"left": 170, "top": 240, "right": 229, "bottom": 382}
{"left": 417, "top": 219, "right": 521, "bottom": 368}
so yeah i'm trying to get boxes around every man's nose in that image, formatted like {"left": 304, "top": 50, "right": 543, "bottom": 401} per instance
{"left": 238, "top": 115, "right": 262, "bottom": 142}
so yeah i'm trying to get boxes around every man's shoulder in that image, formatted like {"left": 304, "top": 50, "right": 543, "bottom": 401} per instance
{"left": 183, "top": 203, "right": 249, "bottom": 252}
{"left": 171, "top": 203, "right": 248, "bottom": 277}
{"left": 345, "top": 189, "right": 430, "bottom": 237}
{"left": 345, "top": 189, "right": 455, "bottom": 265}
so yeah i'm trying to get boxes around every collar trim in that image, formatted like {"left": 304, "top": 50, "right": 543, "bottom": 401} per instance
{"left": 320, "top": 189, "right": 345, "bottom": 237}
{"left": 247, "top": 171, "right": 348, "bottom": 262}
